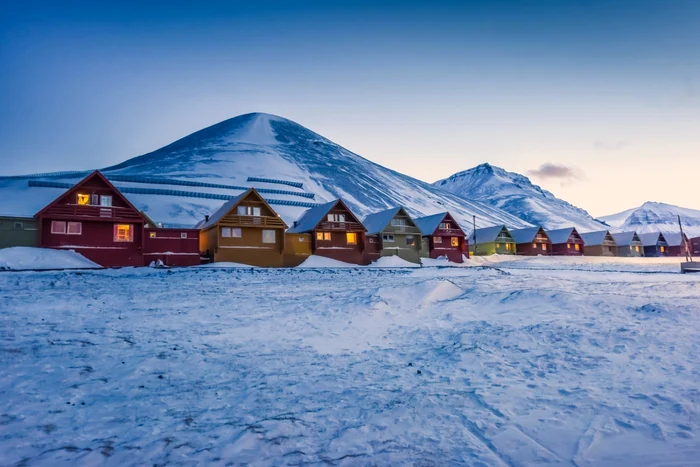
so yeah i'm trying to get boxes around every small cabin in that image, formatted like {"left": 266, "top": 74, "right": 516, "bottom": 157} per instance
{"left": 579, "top": 230, "right": 617, "bottom": 257}
{"left": 414, "top": 212, "right": 467, "bottom": 263}
{"left": 197, "top": 188, "right": 288, "bottom": 267}
{"left": 35, "top": 171, "right": 146, "bottom": 267}
{"left": 611, "top": 231, "right": 644, "bottom": 257}
{"left": 546, "top": 227, "right": 584, "bottom": 256}
{"left": 509, "top": 227, "right": 551, "bottom": 256}
{"left": 662, "top": 232, "right": 690, "bottom": 257}
{"left": 638, "top": 232, "right": 669, "bottom": 257}
{"left": 468, "top": 225, "right": 516, "bottom": 256}
{"left": 286, "top": 199, "right": 368, "bottom": 265}
{"left": 0, "top": 216, "right": 38, "bottom": 249}
{"left": 362, "top": 207, "right": 423, "bottom": 264}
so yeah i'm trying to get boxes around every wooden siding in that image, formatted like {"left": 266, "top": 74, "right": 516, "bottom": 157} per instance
{"left": 0, "top": 216, "right": 38, "bottom": 249}
{"left": 373, "top": 209, "right": 422, "bottom": 264}
{"left": 691, "top": 237, "right": 700, "bottom": 256}
{"left": 421, "top": 213, "right": 467, "bottom": 263}
{"left": 618, "top": 243, "right": 644, "bottom": 257}
{"left": 310, "top": 203, "right": 368, "bottom": 265}
{"left": 143, "top": 228, "right": 201, "bottom": 266}
{"left": 283, "top": 233, "right": 312, "bottom": 267}
{"left": 584, "top": 245, "right": 617, "bottom": 257}
{"left": 364, "top": 234, "right": 382, "bottom": 264}
{"left": 550, "top": 232, "right": 584, "bottom": 256}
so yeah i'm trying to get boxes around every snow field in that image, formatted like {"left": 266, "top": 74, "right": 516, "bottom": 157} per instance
{"left": 0, "top": 265, "right": 699, "bottom": 465}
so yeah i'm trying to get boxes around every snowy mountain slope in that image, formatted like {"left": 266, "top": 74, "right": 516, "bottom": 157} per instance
{"left": 0, "top": 113, "right": 530, "bottom": 230}
{"left": 433, "top": 163, "right": 606, "bottom": 232}
{"left": 600, "top": 201, "right": 700, "bottom": 237}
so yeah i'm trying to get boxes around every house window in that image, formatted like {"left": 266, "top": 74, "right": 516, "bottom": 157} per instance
{"left": 114, "top": 224, "right": 133, "bottom": 242}
{"left": 262, "top": 230, "right": 276, "bottom": 243}
{"left": 369, "top": 237, "right": 377, "bottom": 243}
{"left": 660, "top": 246, "right": 665, "bottom": 253}
{"left": 67, "top": 222, "right": 82, "bottom": 235}
{"left": 298, "top": 236, "right": 305, "bottom": 242}
{"left": 77, "top": 194, "right": 90, "bottom": 205}
{"left": 451, "top": 237, "right": 459, "bottom": 247}
{"left": 567, "top": 244, "right": 571, "bottom": 249}
{"left": 316, "top": 231, "right": 331, "bottom": 241}
{"left": 406, "top": 235, "right": 415, "bottom": 246}
{"left": 439, "top": 222, "right": 451, "bottom": 230}
{"left": 328, "top": 213, "right": 346, "bottom": 222}
{"left": 100, "top": 195, "right": 112, "bottom": 207}
{"left": 346, "top": 232, "right": 357, "bottom": 245}
{"left": 391, "top": 218, "right": 406, "bottom": 226}
{"left": 433, "top": 236, "right": 442, "bottom": 244}
{"left": 150, "top": 232, "right": 157, "bottom": 238}
{"left": 575, "top": 244, "right": 580, "bottom": 251}
{"left": 91, "top": 194, "right": 99, "bottom": 205}
{"left": 383, "top": 234, "right": 395, "bottom": 242}
{"left": 635, "top": 246, "right": 640, "bottom": 252}
{"left": 13, "top": 222, "right": 23, "bottom": 230}
{"left": 532, "top": 243, "right": 537, "bottom": 249}
{"left": 180, "top": 232, "right": 187, "bottom": 239}
{"left": 237, "top": 206, "right": 261, "bottom": 216}
{"left": 541, "top": 243, "right": 547, "bottom": 251}
{"left": 506, "top": 243, "right": 511, "bottom": 251}
{"left": 51, "top": 221, "right": 67, "bottom": 234}
{"left": 222, "top": 227, "right": 231, "bottom": 237}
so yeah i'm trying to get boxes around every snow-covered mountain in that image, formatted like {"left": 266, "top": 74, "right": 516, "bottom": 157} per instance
{"left": 0, "top": 113, "right": 530, "bottom": 231}
{"left": 433, "top": 163, "right": 606, "bottom": 232}
{"left": 600, "top": 202, "right": 700, "bottom": 238}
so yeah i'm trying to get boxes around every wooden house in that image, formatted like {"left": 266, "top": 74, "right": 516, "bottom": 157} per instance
{"left": 197, "top": 188, "right": 288, "bottom": 267}
{"left": 663, "top": 232, "right": 690, "bottom": 257}
{"left": 691, "top": 237, "right": 700, "bottom": 256}
{"left": 579, "top": 230, "right": 617, "bottom": 257}
{"left": 414, "top": 212, "right": 467, "bottom": 263}
{"left": 467, "top": 225, "right": 516, "bottom": 256}
{"left": 0, "top": 216, "right": 38, "bottom": 249}
{"left": 638, "top": 232, "right": 669, "bottom": 257}
{"left": 546, "top": 227, "right": 584, "bottom": 256}
{"left": 362, "top": 207, "right": 423, "bottom": 264}
{"left": 35, "top": 171, "right": 146, "bottom": 267}
{"left": 509, "top": 227, "right": 551, "bottom": 256}
{"left": 611, "top": 231, "right": 644, "bottom": 257}
{"left": 286, "top": 199, "right": 368, "bottom": 265}
{"left": 143, "top": 227, "right": 202, "bottom": 266}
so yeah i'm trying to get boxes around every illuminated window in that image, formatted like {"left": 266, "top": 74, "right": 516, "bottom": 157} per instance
{"left": 660, "top": 246, "right": 665, "bottom": 253}
{"left": 150, "top": 232, "right": 157, "bottom": 238}
{"left": 237, "top": 206, "right": 261, "bottom": 216}
{"left": 51, "top": 221, "right": 66, "bottom": 234}
{"left": 433, "top": 236, "right": 442, "bottom": 244}
{"left": 532, "top": 243, "right": 537, "bottom": 248}
{"left": 346, "top": 232, "right": 357, "bottom": 245}
{"left": 100, "top": 195, "right": 112, "bottom": 207}
{"left": 567, "top": 243, "right": 571, "bottom": 249}
{"left": 114, "top": 224, "right": 133, "bottom": 242}
{"left": 541, "top": 243, "right": 547, "bottom": 251}
{"left": 635, "top": 246, "right": 640, "bottom": 252}
{"left": 262, "top": 230, "right": 276, "bottom": 243}
{"left": 575, "top": 244, "right": 580, "bottom": 251}
{"left": 316, "top": 231, "right": 331, "bottom": 241}
{"left": 67, "top": 222, "right": 82, "bottom": 235}
{"left": 406, "top": 235, "right": 415, "bottom": 246}
{"left": 77, "top": 194, "right": 90, "bottom": 205}
{"left": 383, "top": 234, "right": 394, "bottom": 242}
{"left": 451, "top": 237, "right": 459, "bottom": 247}
{"left": 506, "top": 243, "right": 511, "bottom": 251}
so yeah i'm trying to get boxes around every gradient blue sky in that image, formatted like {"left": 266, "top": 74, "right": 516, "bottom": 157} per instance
{"left": 1, "top": 0, "right": 699, "bottom": 216}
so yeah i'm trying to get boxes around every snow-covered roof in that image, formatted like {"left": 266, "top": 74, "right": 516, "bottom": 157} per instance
{"left": 546, "top": 227, "right": 577, "bottom": 244}
{"left": 662, "top": 232, "right": 687, "bottom": 247}
{"left": 467, "top": 225, "right": 510, "bottom": 244}
{"left": 413, "top": 212, "right": 450, "bottom": 236}
{"left": 197, "top": 190, "right": 250, "bottom": 230}
{"left": 287, "top": 200, "right": 340, "bottom": 234}
{"left": 638, "top": 232, "right": 665, "bottom": 246}
{"left": 509, "top": 227, "right": 545, "bottom": 244}
{"left": 611, "top": 231, "right": 640, "bottom": 246}
{"left": 579, "top": 230, "right": 611, "bottom": 246}
{"left": 362, "top": 207, "right": 402, "bottom": 235}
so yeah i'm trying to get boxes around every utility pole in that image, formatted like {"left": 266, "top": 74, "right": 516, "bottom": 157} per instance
{"left": 678, "top": 215, "right": 693, "bottom": 262}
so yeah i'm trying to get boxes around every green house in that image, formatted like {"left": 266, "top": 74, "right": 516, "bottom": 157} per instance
{"left": 468, "top": 225, "right": 516, "bottom": 256}
{"left": 0, "top": 215, "right": 38, "bottom": 249}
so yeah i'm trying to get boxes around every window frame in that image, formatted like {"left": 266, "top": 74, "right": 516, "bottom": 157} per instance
{"left": 405, "top": 235, "right": 415, "bottom": 246}
{"left": 100, "top": 195, "right": 113, "bottom": 207}
{"left": 51, "top": 221, "right": 67, "bottom": 234}
{"left": 262, "top": 229, "right": 276, "bottom": 244}
{"left": 382, "top": 234, "right": 395, "bottom": 242}
{"left": 66, "top": 222, "right": 82, "bottom": 235}
{"left": 114, "top": 224, "right": 133, "bottom": 242}
{"left": 450, "top": 237, "right": 459, "bottom": 247}
{"left": 316, "top": 231, "right": 331, "bottom": 241}
{"left": 77, "top": 194, "right": 90, "bottom": 205}
{"left": 13, "top": 222, "right": 23, "bottom": 230}
{"left": 433, "top": 236, "right": 442, "bottom": 244}
{"left": 346, "top": 232, "right": 358, "bottom": 245}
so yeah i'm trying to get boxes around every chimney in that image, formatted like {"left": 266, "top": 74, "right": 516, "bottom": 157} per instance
{"left": 205, "top": 215, "right": 210, "bottom": 222}
{"left": 293, "top": 221, "right": 298, "bottom": 227}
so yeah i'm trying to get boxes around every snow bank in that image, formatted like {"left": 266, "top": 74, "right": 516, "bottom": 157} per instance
{"left": 194, "top": 262, "right": 256, "bottom": 268}
{"left": 296, "top": 255, "right": 360, "bottom": 268}
{"left": 368, "top": 256, "right": 420, "bottom": 268}
{"left": 0, "top": 247, "right": 99, "bottom": 270}
{"left": 421, "top": 255, "right": 470, "bottom": 267}
{"left": 467, "top": 254, "right": 685, "bottom": 273}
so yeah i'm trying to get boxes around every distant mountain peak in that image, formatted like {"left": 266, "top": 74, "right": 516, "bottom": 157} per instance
{"left": 600, "top": 201, "right": 700, "bottom": 237}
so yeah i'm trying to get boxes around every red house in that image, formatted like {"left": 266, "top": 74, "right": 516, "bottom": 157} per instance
{"left": 286, "top": 199, "right": 369, "bottom": 265}
{"left": 143, "top": 227, "right": 202, "bottom": 267}
{"left": 692, "top": 237, "right": 700, "bottom": 256}
{"left": 546, "top": 227, "right": 584, "bottom": 256}
{"left": 414, "top": 212, "right": 468, "bottom": 263}
{"left": 35, "top": 171, "right": 146, "bottom": 267}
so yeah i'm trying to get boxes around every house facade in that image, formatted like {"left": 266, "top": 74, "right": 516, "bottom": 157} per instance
{"left": 197, "top": 188, "right": 288, "bottom": 267}
{"left": 414, "top": 212, "right": 467, "bottom": 263}
{"left": 35, "top": 171, "right": 146, "bottom": 267}
{"left": 579, "top": 230, "right": 617, "bottom": 257}
{"left": 286, "top": 199, "right": 368, "bottom": 265}
{"left": 546, "top": 227, "right": 584, "bottom": 256}
{"left": 691, "top": 237, "right": 700, "bottom": 256}
{"left": 362, "top": 207, "right": 422, "bottom": 264}
{"left": 0, "top": 216, "right": 38, "bottom": 249}
{"left": 611, "top": 231, "right": 644, "bottom": 257}
{"left": 468, "top": 225, "right": 516, "bottom": 256}
{"left": 143, "top": 227, "right": 201, "bottom": 266}
{"left": 509, "top": 227, "right": 551, "bottom": 256}
{"left": 638, "top": 232, "right": 669, "bottom": 257}
{"left": 663, "top": 232, "right": 690, "bottom": 257}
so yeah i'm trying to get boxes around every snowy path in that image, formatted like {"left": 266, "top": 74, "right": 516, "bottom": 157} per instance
{"left": 1, "top": 265, "right": 699, "bottom": 466}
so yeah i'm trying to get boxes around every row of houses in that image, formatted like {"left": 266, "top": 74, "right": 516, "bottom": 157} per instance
{"left": 0, "top": 171, "right": 696, "bottom": 268}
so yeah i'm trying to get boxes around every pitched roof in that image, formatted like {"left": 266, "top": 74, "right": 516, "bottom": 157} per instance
{"left": 197, "top": 190, "right": 250, "bottom": 230}
{"left": 662, "top": 232, "right": 687, "bottom": 247}
{"left": 546, "top": 227, "right": 577, "bottom": 244}
{"left": 611, "top": 231, "right": 639, "bottom": 246}
{"left": 468, "top": 225, "right": 510, "bottom": 244}
{"left": 508, "top": 227, "right": 545, "bottom": 244}
{"left": 638, "top": 232, "right": 665, "bottom": 246}
{"left": 414, "top": 212, "right": 449, "bottom": 236}
{"left": 287, "top": 199, "right": 364, "bottom": 234}
{"left": 579, "top": 230, "right": 612, "bottom": 246}
{"left": 362, "top": 207, "right": 402, "bottom": 235}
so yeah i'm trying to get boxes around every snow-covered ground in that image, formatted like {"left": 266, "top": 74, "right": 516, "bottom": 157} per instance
{"left": 1, "top": 261, "right": 699, "bottom": 465}
{"left": 0, "top": 247, "right": 99, "bottom": 271}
